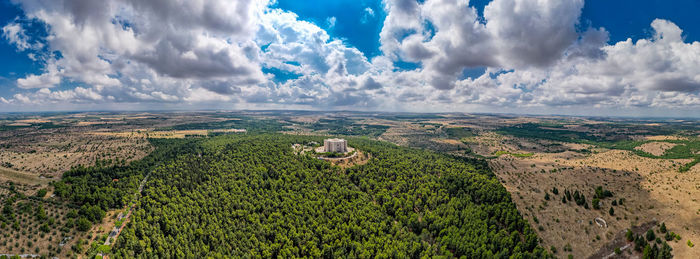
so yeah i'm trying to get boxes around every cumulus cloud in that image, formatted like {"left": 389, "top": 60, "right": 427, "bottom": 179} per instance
{"left": 7, "top": 0, "right": 267, "bottom": 103}
{"left": 380, "top": 0, "right": 588, "bottom": 89}
{"left": 448, "top": 18, "right": 700, "bottom": 109}
{"left": 2, "top": 0, "right": 700, "bottom": 114}
{"left": 17, "top": 63, "right": 61, "bottom": 88}
{"left": 484, "top": 0, "right": 584, "bottom": 68}
{"left": 13, "top": 87, "right": 103, "bottom": 104}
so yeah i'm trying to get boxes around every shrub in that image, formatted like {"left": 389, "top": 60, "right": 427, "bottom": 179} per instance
{"left": 592, "top": 198, "right": 600, "bottom": 209}
{"left": 76, "top": 217, "right": 91, "bottom": 232}
{"left": 36, "top": 189, "right": 47, "bottom": 198}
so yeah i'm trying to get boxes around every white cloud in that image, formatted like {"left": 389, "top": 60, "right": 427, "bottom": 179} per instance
{"left": 10, "top": 0, "right": 267, "bottom": 94}
{"left": 16, "top": 63, "right": 61, "bottom": 88}
{"left": 2, "top": 0, "right": 700, "bottom": 115}
{"left": 379, "top": 0, "right": 587, "bottom": 89}
{"left": 2, "top": 22, "right": 31, "bottom": 51}
{"left": 444, "top": 18, "right": 700, "bottom": 110}
{"left": 361, "top": 7, "right": 375, "bottom": 24}
{"left": 13, "top": 86, "right": 103, "bottom": 104}
{"left": 484, "top": 0, "right": 584, "bottom": 68}
{"left": 326, "top": 16, "right": 336, "bottom": 29}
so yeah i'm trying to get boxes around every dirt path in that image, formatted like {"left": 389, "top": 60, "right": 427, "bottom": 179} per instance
{"left": 99, "top": 171, "right": 151, "bottom": 257}
{"left": 0, "top": 254, "right": 41, "bottom": 258}
{"left": 588, "top": 220, "right": 657, "bottom": 259}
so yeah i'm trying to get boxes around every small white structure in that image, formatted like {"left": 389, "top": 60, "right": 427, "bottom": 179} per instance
{"left": 324, "top": 138, "right": 347, "bottom": 153}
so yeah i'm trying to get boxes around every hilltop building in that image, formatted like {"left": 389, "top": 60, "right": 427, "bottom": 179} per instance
{"left": 324, "top": 138, "right": 347, "bottom": 153}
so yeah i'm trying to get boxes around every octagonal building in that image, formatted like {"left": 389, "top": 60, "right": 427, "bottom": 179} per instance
{"left": 324, "top": 138, "right": 347, "bottom": 153}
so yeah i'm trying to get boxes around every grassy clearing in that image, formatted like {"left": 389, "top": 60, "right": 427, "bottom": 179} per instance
{"left": 492, "top": 150, "right": 534, "bottom": 158}
{"left": 0, "top": 167, "right": 50, "bottom": 185}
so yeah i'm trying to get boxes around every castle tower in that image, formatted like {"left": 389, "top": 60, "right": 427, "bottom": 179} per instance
{"left": 323, "top": 138, "right": 347, "bottom": 153}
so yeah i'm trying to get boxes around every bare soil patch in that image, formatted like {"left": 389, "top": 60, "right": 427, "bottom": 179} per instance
{"left": 0, "top": 132, "right": 152, "bottom": 178}
{"left": 490, "top": 148, "right": 699, "bottom": 258}
{"left": 645, "top": 135, "right": 688, "bottom": 141}
{"left": 634, "top": 142, "right": 678, "bottom": 156}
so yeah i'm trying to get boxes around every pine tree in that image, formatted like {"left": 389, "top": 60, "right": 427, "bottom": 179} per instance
{"left": 646, "top": 229, "right": 656, "bottom": 241}
{"left": 626, "top": 229, "right": 634, "bottom": 242}
{"left": 609, "top": 207, "right": 614, "bottom": 216}
{"left": 659, "top": 222, "right": 667, "bottom": 233}
{"left": 592, "top": 198, "right": 600, "bottom": 210}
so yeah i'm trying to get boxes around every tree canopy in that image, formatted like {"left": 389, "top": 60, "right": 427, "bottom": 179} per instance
{"left": 111, "top": 134, "right": 548, "bottom": 258}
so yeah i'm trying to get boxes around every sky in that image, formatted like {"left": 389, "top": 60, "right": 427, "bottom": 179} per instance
{"left": 0, "top": 0, "right": 700, "bottom": 117}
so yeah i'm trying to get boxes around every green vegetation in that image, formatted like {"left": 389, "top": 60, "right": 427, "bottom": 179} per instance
{"left": 111, "top": 134, "right": 548, "bottom": 258}
{"left": 35, "top": 188, "right": 47, "bottom": 198}
{"left": 492, "top": 151, "right": 534, "bottom": 158}
{"left": 163, "top": 117, "right": 290, "bottom": 133}
{"left": 634, "top": 232, "right": 673, "bottom": 259}
{"left": 444, "top": 127, "right": 474, "bottom": 139}
{"left": 0, "top": 125, "right": 30, "bottom": 131}
{"left": 0, "top": 122, "right": 65, "bottom": 131}
{"left": 679, "top": 159, "right": 699, "bottom": 172}
{"left": 52, "top": 138, "right": 202, "bottom": 229}
{"left": 499, "top": 123, "right": 700, "bottom": 172}
{"left": 376, "top": 114, "right": 444, "bottom": 121}
{"left": 498, "top": 123, "right": 608, "bottom": 143}
{"left": 315, "top": 150, "right": 355, "bottom": 158}
{"left": 564, "top": 189, "right": 589, "bottom": 209}
{"left": 310, "top": 118, "right": 390, "bottom": 137}
{"left": 594, "top": 186, "right": 613, "bottom": 199}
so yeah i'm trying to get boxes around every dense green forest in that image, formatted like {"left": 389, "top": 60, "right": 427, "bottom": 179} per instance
{"left": 310, "top": 118, "right": 390, "bottom": 137}
{"left": 111, "top": 134, "right": 547, "bottom": 258}
{"left": 160, "top": 117, "right": 290, "bottom": 132}
{"left": 52, "top": 139, "right": 201, "bottom": 229}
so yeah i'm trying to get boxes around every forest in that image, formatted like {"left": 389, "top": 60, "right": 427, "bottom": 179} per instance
{"left": 310, "top": 118, "right": 390, "bottom": 137}
{"left": 161, "top": 117, "right": 290, "bottom": 133}
{"left": 109, "top": 134, "right": 549, "bottom": 258}
{"left": 52, "top": 139, "right": 202, "bottom": 229}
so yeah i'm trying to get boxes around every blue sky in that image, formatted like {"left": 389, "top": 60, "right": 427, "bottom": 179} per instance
{"left": 1, "top": 0, "right": 700, "bottom": 117}
{"left": 0, "top": 2, "right": 35, "bottom": 89}
{"left": 273, "top": 0, "right": 700, "bottom": 64}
